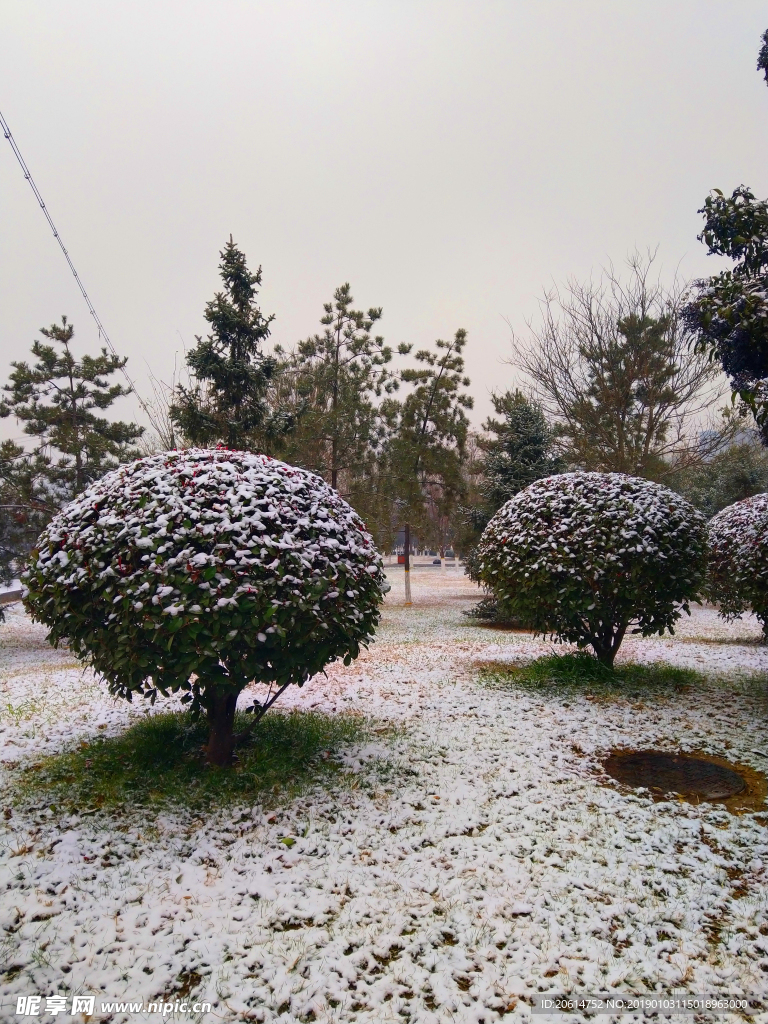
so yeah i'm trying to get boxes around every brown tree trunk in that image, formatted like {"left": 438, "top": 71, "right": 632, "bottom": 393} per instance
{"left": 205, "top": 689, "right": 240, "bottom": 766}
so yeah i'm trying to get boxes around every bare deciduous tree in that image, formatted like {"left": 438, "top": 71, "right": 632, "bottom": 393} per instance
{"left": 510, "top": 252, "right": 733, "bottom": 480}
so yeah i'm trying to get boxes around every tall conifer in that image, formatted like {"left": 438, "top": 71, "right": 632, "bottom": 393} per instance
{"left": 0, "top": 317, "right": 143, "bottom": 587}
{"left": 172, "top": 237, "right": 284, "bottom": 450}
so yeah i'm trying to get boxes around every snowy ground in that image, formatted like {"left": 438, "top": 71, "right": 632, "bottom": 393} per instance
{"left": 0, "top": 571, "right": 767, "bottom": 1022}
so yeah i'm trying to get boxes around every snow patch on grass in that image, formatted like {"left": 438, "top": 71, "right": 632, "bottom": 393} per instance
{"left": 0, "top": 574, "right": 766, "bottom": 1021}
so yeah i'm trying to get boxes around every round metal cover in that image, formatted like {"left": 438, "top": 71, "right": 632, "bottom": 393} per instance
{"left": 602, "top": 750, "right": 746, "bottom": 801}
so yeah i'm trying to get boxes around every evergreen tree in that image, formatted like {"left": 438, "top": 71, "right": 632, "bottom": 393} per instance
{"left": 0, "top": 317, "right": 143, "bottom": 589}
{"left": 344, "top": 458, "right": 401, "bottom": 554}
{"left": 172, "top": 237, "right": 285, "bottom": 450}
{"left": 0, "top": 317, "right": 143, "bottom": 498}
{"left": 683, "top": 186, "right": 768, "bottom": 443}
{"left": 0, "top": 442, "right": 52, "bottom": 616}
{"left": 460, "top": 390, "right": 560, "bottom": 623}
{"left": 670, "top": 428, "right": 768, "bottom": 518}
{"left": 465, "top": 389, "right": 561, "bottom": 539}
{"left": 684, "top": 30, "right": 768, "bottom": 444}
{"left": 0, "top": 441, "right": 54, "bottom": 584}
{"left": 388, "top": 329, "right": 473, "bottom": 553}
{"left": 758, "top": 27, "right": 768, "bottom": 84}
{"left": 274, "top": 284, "right": 393, "bottom": 491}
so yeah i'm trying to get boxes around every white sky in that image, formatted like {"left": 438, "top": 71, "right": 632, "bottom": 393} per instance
{"left": 2, "top": 0, "right": 768, "bottom": 440}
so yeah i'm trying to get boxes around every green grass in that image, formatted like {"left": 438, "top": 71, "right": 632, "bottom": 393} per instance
{"left": 480, "top": 651, "right": 704, "bottom": 697}
{"left": 9, "top": 709, "right": 386, "bottom": 815}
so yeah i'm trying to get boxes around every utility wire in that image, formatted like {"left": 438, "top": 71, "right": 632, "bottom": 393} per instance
{"left": 0, "top": 108, "right": 157, "bottom": 426}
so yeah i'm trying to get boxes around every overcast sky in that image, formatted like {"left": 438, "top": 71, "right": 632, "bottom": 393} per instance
{"left": 2, "top": 1, "right": 768, "bottom": 440}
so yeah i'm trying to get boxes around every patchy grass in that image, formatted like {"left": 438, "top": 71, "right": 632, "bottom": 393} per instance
{"left": 0, "top": 698, "right": 43, "bottom": 725}
{"left": 479, "top": 651, "right": 703, "bottom": 697}
{"left": 8, "top": 709, "right": 387, "bottom": 814}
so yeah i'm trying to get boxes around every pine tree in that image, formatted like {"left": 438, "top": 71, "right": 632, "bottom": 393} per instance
{"left": 274, "top": 284, "right": 393, "bottom": 491}
{"left": 0, "top": 442, "right": 50, "bottom": 600}
{"left": 0, "top": 317, "right": 143, "bottom": 590}
{"left": 388, "top": 329, "right": 473, "bottom": 554}
{"left": 172, "top": 237, "right": 285, "bottom": 450}
{"left": 0, "top": 317, "right": 143, "bottom": 499}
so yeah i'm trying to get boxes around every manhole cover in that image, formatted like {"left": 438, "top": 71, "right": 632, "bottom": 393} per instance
{"left": 602, "top": 750, "right": 746, "bottom": 801}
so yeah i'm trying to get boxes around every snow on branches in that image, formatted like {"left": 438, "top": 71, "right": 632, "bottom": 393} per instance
{"left": 706, "top": 492, "right": 768, "bottom": 639}
{"left": 477, "top": 472, "right": 707, "bottom": 665}
{"left": 23, "top": 449, "right": 387, "bottom": 758}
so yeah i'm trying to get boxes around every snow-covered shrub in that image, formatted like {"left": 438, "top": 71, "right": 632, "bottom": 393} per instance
{"left": 705, "top": 492, "right": 768, "bottom": 639}
{"left": 477, "top": 472, "right": 707, "bottom": 665}
{"left": 23, "top": 448, "right": 387, "bottom": 764}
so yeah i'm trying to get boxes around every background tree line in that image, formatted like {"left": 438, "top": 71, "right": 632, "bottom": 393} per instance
{"left": 4, "top": 222, "right": 768, "bottom": 591}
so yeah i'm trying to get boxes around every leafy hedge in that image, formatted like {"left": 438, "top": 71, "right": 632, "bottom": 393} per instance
{"left": 705, "top": 492, "right": 768, "bottom": 638}
{"left": 477, "top": 472, "right": 707, "bottom": 664}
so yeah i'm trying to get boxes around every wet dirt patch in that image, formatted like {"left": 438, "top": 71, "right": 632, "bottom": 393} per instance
{"left": 601, "top": 749, "right": 768, "bottom": 813}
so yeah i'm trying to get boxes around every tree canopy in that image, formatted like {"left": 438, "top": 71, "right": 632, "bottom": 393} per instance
{"left": 24, "top": 449, "right": 387, "bottom": 765}
{"left": 478, "top": 472, "right": 707, "bottom": 666}
{"left": 465, "top": 389, "right": 561, "bottom": 540}
{"left": 683, "top": 186, "right": 768, "bottom": 443}
{"left": 273, "top": 283, "right": 393, "bottom": 491}
{"left": 0, "top": 317, "right": 143, "bottom": 587}
{"left": 683, "top": 30, "right": 768, "bottom": 444}
{"left": 514, "top": 253, "right": 728, "bottom": 478}
{"left": 172, "top": 237, "right": 287, "bottom": 450}
{"left": 0, "top": 317, "right": 143, "bottom": 498}
{"left": 387, "top": 329, "right": 473, "bottom": 553}
{"left": 669, "top": 429, "right": 768, "bottom": 518}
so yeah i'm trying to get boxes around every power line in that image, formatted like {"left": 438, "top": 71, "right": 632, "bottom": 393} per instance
{"left": 0, "top": 107, "right": 156, "bottom": 425}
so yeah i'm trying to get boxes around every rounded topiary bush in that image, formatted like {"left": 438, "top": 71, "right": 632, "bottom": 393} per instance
{"left": 24, "top": 448, "right": 387, "bottom": 764}
{"left": 705, "top": 492, "right": 768, "bottom": 639}
{"left": 477, "top": 472, "right": 707, "bottom": 665}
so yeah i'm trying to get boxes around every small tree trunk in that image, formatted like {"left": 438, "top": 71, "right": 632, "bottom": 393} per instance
{"left": 205, "top": 689, "right": 240, "bottom": 766}
{"left": 592, "top": 643, "right": 617, "bottom": 667}
{"left": 404, "top": 522, "right": 412, "bottom": 606}
{"left": 591, "top": 622, "right": 627, "bottom": 667}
